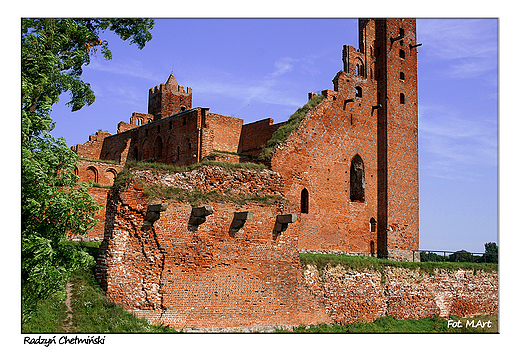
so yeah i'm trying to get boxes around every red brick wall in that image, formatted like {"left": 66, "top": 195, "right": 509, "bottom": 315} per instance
{"left": 72, "top": 131, "right": 111, "bottom": 159}
{"left": 95, "top": 170, "right": 331, "bottom": 329}
{"left": 74, "top": 160, "right": 123, "bottom": 186}
{"left": 239, "top": 118, "right": 286, "bottom": 156}
{"left": 269, "top": 18, "right": 419, "bottom": 260}
{"left": 204, "top": 112, "right": 243, "bottom": 154}
{"left": 303, "top": 264, "right": 498, "bottom": 324}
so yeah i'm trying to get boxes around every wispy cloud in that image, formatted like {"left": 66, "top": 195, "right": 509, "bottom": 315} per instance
{"left": 418, "top": 19, "right": 497, "bottom": 79}
{"left": 419, "top": 104, "right": 497, "bottom": 180}
{"left": 190, "top": 56, "right": 307, "bottom": 109}
{"left": 86, "top": 58, "right": 164, "bottom": 82}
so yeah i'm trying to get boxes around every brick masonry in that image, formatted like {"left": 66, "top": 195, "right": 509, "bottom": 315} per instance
{"left": 95, "top": 167, "right": 331, "bottom": 329}
{"left": 303, "top": 264, "right": 498, "bottom": 324}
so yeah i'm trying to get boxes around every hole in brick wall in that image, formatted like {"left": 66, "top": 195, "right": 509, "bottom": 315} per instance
{"left": 400, "top": 93, "right": 405, "bottom": 104}
{"left": 355, "top": 87, "right": 362, "bottom": 97}
{"left": 399, "top": 49, "right": 406, "bottom": 59}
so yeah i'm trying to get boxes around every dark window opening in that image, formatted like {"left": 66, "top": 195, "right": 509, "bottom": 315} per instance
{"left": 301, "top": 188, "right": 309, "bottom": 214}
{"left": 400, "top": 93, "right": 405, "bottom": 104}
{"left": 399, "top": 28, "right": 405, "bottom": 37}
{"left": 399, "top": 49, "right": 406, "bottom": 59}
{"left": 350, "top": 154, "right": 365, "bottom": 202}
{"left": 370, "top": 217, "right": 377, "bottom": 232}
{"left": 400, "top": 72, "right": 405, "bottom": 80}
{"left": 355, "top": 86, "right": 362, "bottom": 98}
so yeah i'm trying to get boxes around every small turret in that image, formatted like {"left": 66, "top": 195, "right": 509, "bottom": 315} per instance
{"left": 148, "top": 73, "right": 193, "bottom": 120}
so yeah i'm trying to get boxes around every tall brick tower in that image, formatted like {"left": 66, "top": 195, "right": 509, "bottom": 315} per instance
{"left": 148, "top": 73, "right": 193, "bottom": 121}
{"left": 359, "top": 19, "right": 419, "bottom": 259}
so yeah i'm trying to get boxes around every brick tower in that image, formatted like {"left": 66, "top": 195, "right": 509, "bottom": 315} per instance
{"left": 359, "top": 19, "right": 419, "bottom": 259}
{"left": 148, "top": 73, "right": 193, "bottom": 121}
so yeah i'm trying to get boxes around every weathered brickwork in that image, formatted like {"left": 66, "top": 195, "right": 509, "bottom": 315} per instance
{"left": 95, "top": 169, "right": 331, "bottom": 329}
{"left": 303, "top": 264, "right": 498, "bottom": 325}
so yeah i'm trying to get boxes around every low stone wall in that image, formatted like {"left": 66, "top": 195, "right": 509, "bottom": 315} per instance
{"left": 303, "top": 264, "right": 498, "bottom": 324}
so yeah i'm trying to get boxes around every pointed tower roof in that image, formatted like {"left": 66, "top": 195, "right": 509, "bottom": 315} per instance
{"left": 165, "top": 73, "right": 178, "bottom": 88}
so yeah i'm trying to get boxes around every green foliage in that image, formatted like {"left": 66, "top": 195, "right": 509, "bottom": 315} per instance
{"left": 299, "top": 252, "right": 498, "bottom": 274}
{"left": 22, "top": 18, "right": 154, "bottom": 142}
{"left": 21, "top": 18, "right": 154, "bottom": 325}
{"left": 484, "top": 242, "right": 498, "bottom": 263}
{"left": 69, "top": 268, "right": 178, "bottom": 333}
{"left": 260, "top": 94, "right": 325, "bottom": 159}
{"left": 143, "top": 184, "right": 285, "bottom": 207}
{"left": 126, "top": 159, "right": 267, "bottom": 173}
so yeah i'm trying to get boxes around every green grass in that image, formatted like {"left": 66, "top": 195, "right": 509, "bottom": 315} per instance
{"left": 143, "top": 184, "right": 286, "bottom": 207}
{"left": 260, "top": 94, "right": 325, "bottom": 159}
{"left": 69, "top": 268, "right": 177, "bottom": 333}
{"left": 299, "top": 252, "right": 498, "bottom": 274}
{"left": 276, "top": 315, "right": 498, "bottom": 333}
{"left": 79, "top": 156, "right": 120, "bottom": 165}
{"left": 126, "top": 159, "right": 267, "bottom": 173}
{"left": 22, "top": 242, "right": 178, "bottom": 333}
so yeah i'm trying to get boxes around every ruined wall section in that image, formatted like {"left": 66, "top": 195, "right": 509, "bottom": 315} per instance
{"left": 96, "top": 166, "right": 330, "bottom": 330}
{"left": 303, "top": 264, "right": 498, "bottom": 324}
{"left": 270, "top": 72, "right": 379, "bottom": 255}
{"left": 239, "top": 118, "right": 286, "bottom": 157}
{"left": 72, "top": 130, "right": 111, "bottom": 160}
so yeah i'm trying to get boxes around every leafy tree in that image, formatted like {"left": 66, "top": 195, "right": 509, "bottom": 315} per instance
{"left": 21, "top": 18, "right": 154, "bottom": 323}
{"left": 449, "top": 250, "right": 474, "bottom": 263}
{"left": 484, "top": 242, "right": 498, "bottom": 263}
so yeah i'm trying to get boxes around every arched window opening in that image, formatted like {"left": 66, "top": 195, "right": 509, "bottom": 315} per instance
{"left": 370, "top": 217, "right": 377, "bottom": 232}
{"left": 355, "top": 86, "right": 362, "bottom": 98}
{"left": 399, "top": 49, "right": 406, "bottom": 59}
{"left": 350, "top": 154, "right": 365, "bottom": 202}
{"left": 400, "top": 93, "right": 405, "bottom": 104}
{"left": 86, "top": 166, "right": 98, "bottom": 183}
{"left": 106, "top": 169, "right": 117, "bottom": 185}
{"left": 301, "top": 188, "right": 309, "bottom": 214}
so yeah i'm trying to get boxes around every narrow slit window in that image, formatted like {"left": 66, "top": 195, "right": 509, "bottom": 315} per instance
{"left": 400, "top": 72, "right": 405, "bottom": 80}
{"left": 370, "top": 217, "right": 377, "bottom": 232}
{"left": 400, "top": 93, "right": 405, "bottom": 104}
{"left": 301, "top": 188, "right": 309, "bottom": 214}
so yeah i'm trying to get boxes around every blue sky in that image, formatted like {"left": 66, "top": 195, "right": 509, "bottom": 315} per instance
{"left": 48, "top": 18, "right": 498, "bottom": 253}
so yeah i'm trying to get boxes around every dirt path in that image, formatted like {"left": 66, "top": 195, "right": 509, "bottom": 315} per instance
{"left": 63, "top": 281, "right": 74, "bottom": 333}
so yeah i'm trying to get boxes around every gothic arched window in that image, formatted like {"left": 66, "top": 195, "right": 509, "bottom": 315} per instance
{"left": 350, "top": 154, "right": 365, "bottom": 202}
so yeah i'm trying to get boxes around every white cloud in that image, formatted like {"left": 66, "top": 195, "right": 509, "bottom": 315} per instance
{"left": 419, "top": 104, "right": 497, "bottom": 180}
{"left": 86, "top": 58, "right": 163, "bottom": 82}
{"left": 418, "top": 19, "right": 497, "bottom": 61}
